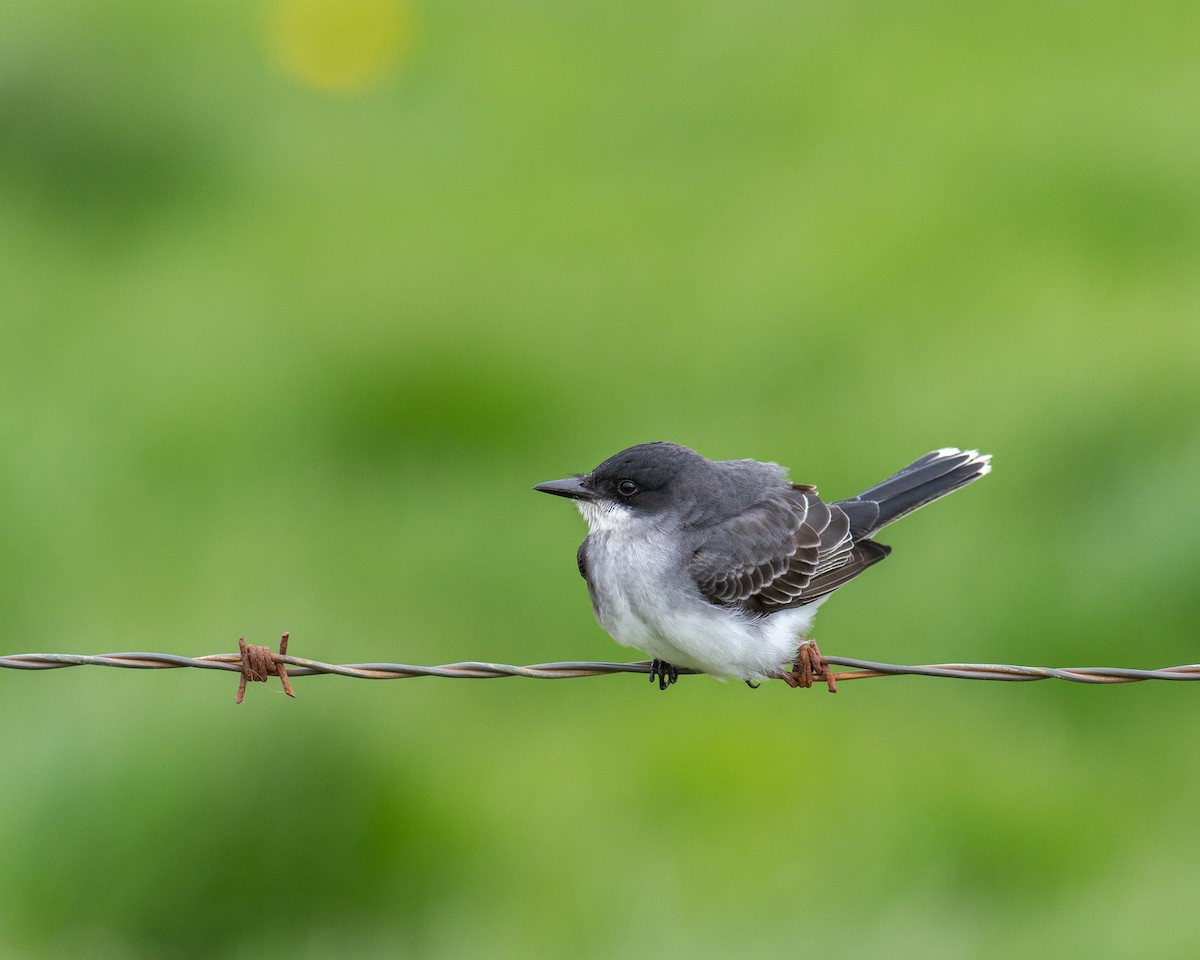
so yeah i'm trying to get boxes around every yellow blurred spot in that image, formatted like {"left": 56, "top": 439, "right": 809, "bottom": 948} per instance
{"left": 269, "top": 0, "right": 413, "bottom": 92}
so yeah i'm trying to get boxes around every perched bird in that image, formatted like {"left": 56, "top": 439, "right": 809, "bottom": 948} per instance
{"left": 535, "top": 443, "right": 990, "bottom": 690}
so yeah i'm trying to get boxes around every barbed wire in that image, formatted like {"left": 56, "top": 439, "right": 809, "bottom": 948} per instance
{"left": 2, "top": 634, "right": 1197, "bottom": 701}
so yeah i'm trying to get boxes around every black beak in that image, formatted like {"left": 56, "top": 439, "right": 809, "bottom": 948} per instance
{"left": 533, "top": 476, "right": 596, "bottom": 500}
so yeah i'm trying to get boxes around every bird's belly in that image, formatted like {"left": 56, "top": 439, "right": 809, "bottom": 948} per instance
{"left": 587, "top": 532, "right": 822, "bottom": 680}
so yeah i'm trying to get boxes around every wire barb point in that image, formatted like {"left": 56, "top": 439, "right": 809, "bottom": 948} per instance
{"left": 235, "top": 633, "right": 296, "bottom": 704}
{"left": 778, "top": 638, "right": 837, "bottom": 693}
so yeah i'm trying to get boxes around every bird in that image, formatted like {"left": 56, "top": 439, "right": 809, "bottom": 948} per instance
{"left": 534, "top": 442, "right": 990, "bottom": 691}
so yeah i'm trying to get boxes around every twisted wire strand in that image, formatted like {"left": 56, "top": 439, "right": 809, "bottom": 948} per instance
{"left": 2, "top": 651, "right": 1198, "bottom": 684}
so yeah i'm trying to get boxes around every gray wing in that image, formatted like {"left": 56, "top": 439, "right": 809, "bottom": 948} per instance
{"left": 688, "top": 487, "right": 891, "bottom": 614}
{"left": 577, "top": 537, "right": 603, "bottom": 620}
{"left": 576, "top": 538, "right": 589, "bottom": 580}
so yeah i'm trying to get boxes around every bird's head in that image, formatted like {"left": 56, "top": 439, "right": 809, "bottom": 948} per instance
{"left": 533, "top": 442, "right": 706, "bottom": 525}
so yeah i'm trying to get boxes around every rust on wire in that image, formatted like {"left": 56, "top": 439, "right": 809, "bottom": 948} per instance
{"left": 235, "top": 633, "right": 296, "bottom": 703}
{"left": 776, "top": 639, "right": 837, "bottom": 693}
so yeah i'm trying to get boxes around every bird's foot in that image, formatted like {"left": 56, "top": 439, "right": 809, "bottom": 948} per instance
{"left": 778, "top": 639, "right": 837, "bottom": 693}
{"left": 648, "top": 659, "right": 679, "bottom": 691}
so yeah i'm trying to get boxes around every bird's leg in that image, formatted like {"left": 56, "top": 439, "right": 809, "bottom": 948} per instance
{"left": 778, "top": 639, "right": 837, "bottom": 693}
{"left": 648, "top": 659, "right": 679, "bottom": 691}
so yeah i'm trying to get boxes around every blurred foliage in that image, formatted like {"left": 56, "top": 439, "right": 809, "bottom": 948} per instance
{"left": 2, "top": 0, "right": 1199, "bottom": 957}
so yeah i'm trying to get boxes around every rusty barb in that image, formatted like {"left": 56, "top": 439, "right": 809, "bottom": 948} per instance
{"left": 1, "top": 636, "right": 1198, "bottom": 703}
{"left": 235, "top": 634, "right": 296, "bottom": 704}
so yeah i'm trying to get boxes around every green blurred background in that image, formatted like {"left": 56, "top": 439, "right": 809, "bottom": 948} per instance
{"left": 2, "top": 0, "right": 1198, "bottom": 956}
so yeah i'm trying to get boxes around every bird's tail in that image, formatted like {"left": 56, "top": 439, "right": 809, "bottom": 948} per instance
{"left": 838, "top": 448, "right": 991, "bottom": 539}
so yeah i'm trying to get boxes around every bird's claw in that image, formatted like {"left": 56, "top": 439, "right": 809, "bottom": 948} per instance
{"left": 649, "top": 659, "right": 679, "bottom": 691}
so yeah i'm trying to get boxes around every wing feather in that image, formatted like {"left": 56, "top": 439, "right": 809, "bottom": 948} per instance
{"left": 689, "top": 489, "right": 888, "bottom": 614}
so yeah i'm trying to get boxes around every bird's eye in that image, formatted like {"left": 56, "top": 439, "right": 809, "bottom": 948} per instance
{"left": 617, "top": 479, "right": 639, "bottom": 497}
